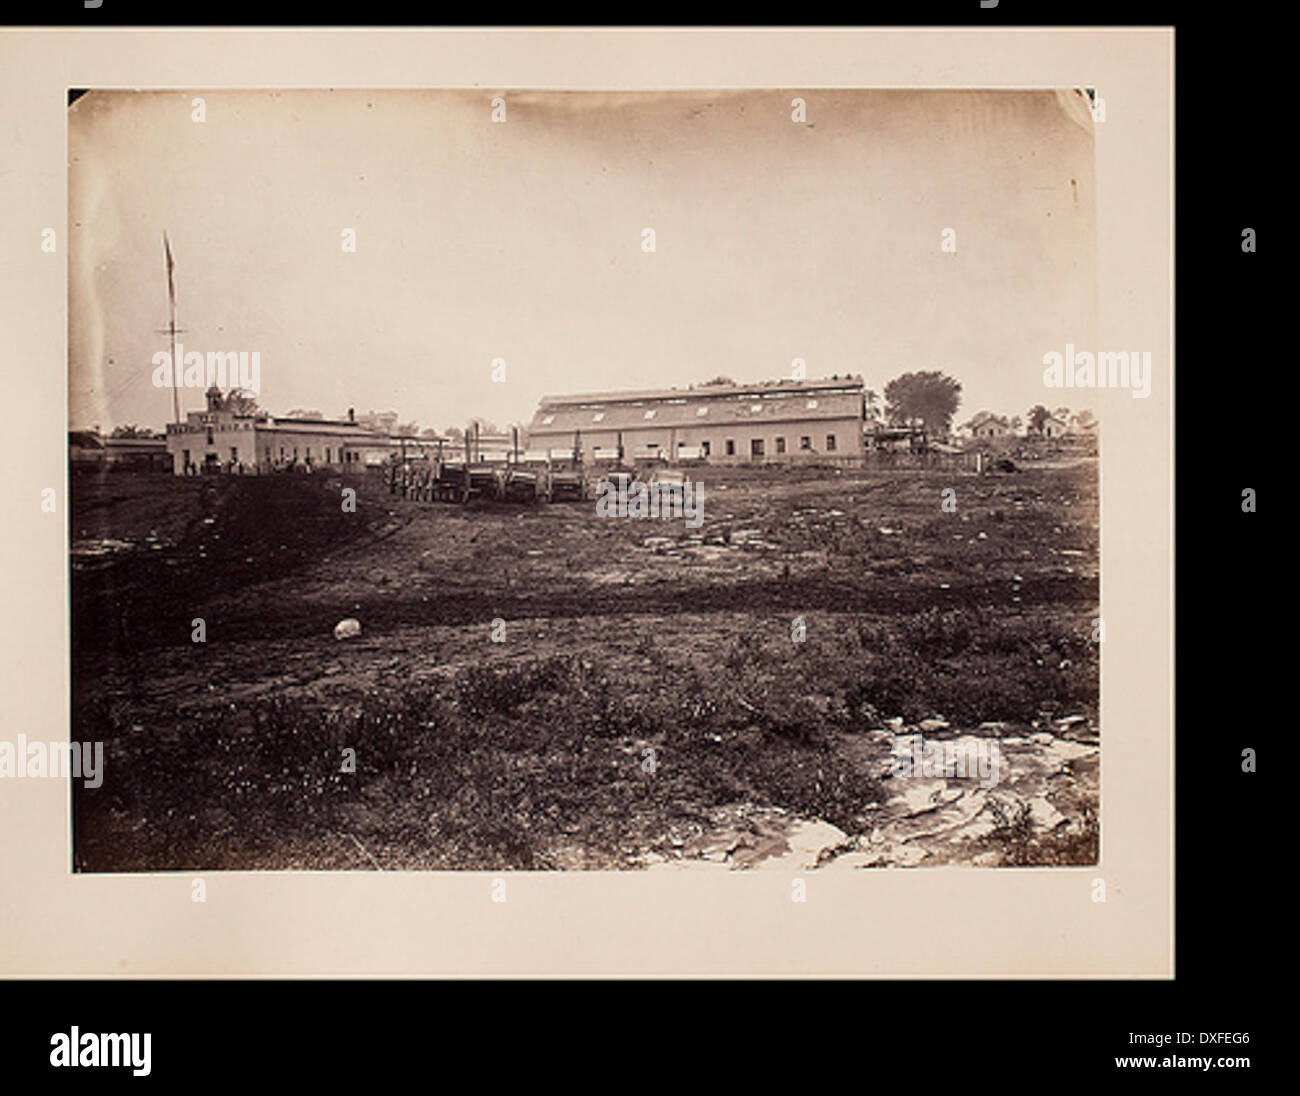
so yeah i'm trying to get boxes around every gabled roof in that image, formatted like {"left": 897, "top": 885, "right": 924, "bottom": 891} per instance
{"left": 537, "top": 375, "right": 864, "bottom": 407}
{"left": 530, "top": 377, "right": 865, "bottom": 434}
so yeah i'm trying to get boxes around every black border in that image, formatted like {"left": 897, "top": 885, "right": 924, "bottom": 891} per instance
{"left": 3, "top": 7, "right": 1275, "bottom": 1081}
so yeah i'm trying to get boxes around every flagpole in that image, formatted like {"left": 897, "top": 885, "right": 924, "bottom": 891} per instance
{"left": 164, "top": 232, "right": 181, "bottom": 426}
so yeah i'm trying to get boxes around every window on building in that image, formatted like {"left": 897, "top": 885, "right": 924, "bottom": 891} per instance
{"left": 592, "top": 412, "right": 605, "bottom": 423}
{"left": 265, "top": 448, "right": 271, "bottom": 462}
{"left": 182, "top": 449, "right": 190, "bottom": 467}
{"left": 826, "top": 434, "right": 837, "bottom": 451}
{"left": 750, "top": 404, "right": 763, "bottom": 414}
{"left": 751, "top": 439, "right": 765, "bottom": 458}
{"left": 206, "top": 428, "right": 214, "bottom": 444}
{"left": 806, "top": 399, "right": 818, "bottom": 410}
{"left": 800, "top": 436, "right": 812, "bottom": 450}
{"left": 280, "top": 447, "right": 285, "bottom": 459}
{"left": 643, "top": 410, "right": 656, "bottom": 420}
{"left": 696, "top": 407, "right": 709, "bottom": 417}
{"left": 230, "top": 447, "right": 238, "bottom": 462}
{"left": 775, "top": 437, "right": 786, "bottom": 454}
{"left": 326, "top": 448, "right": 332, "bottom": 463}
{"left": 700, "top": 441, "right": 711, "bottom": 456}
{"left": 725, "top": 439, "right": 735, "bottom": 456}
{"left": 542, "top": 414, "right": 555, "bottom": 425}
{"left": 293, "top": 447, "right": 298, "bottom": 459}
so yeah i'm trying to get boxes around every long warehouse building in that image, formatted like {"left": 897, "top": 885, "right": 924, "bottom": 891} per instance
{"left": 526, "top": 375, "right": 868, "bottom": 464}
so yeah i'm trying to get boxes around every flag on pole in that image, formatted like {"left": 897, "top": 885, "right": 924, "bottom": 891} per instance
{"left": 163, "top": 231, "right": 176, "bottom": 307}
{"left": 163, "top": 231, "right": 181, "bottom": 424}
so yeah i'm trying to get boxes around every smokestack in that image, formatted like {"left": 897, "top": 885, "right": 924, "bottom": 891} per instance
{"left": 347, "top": 407, "right": 355, "bottom": 423}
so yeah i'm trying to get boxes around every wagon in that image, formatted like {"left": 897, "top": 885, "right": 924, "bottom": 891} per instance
{"left": 502, "top": 460, "right": 552, "bottom": 503}
{"left": 466, "top": 463, "right": 506, "bottom": 501}
{"left": 434, "top": 461, "right": 471, "bottom": 502}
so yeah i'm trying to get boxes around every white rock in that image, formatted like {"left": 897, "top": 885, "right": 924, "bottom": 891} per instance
{"left": 894, "top": 779, "right": 949, "bottom": 816}
{"left": 1028, "top": 797, "right": 1065, "bottom": 831}
{"left": 893, "top": 845, "right": 930, "bottom": 867}
{"left": 753, "top": 819, "right": 849, "bottom": 870}
{"left": 818, "top": 851, "right": 878, "bottom": 871}
{"left": 333, "top": 618, "right": 362, "bottom": 640}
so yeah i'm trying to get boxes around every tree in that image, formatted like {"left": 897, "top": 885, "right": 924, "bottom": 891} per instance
{"left": 357, "top": 410, "right": 398, "bottom": 435}
{"left": 863, "top": 389, "right": 882, "bottom": 423}
{"left": 111, "top": 424, "right": 154, "bottom": 438}
{"left": 1027, "top": 405, "right": 1051, "bottom": 435}
{"left": 225, "top": 390, "right": 259, "bottom": 416}
{"left": 395, "top": 421, "right": 419, "bottom": 438}
{"left": 419, "top": 427, "right": 441, "bottom": 439}
{"left": 286, "top": 408, "right": 323, "bottom": 420}
{"left": 445, "top": 426, "right": 464, "bottom": 443}
{"left": 1010, "top": 415, "right": 1024, "bottom": 436}
{"left": 699, "top": 376, "right": 735, "bottom": 387}
{"left": 1070, "top": 409, "right": 1097, "bottom": 432}
{"left": 883, "top": 371, "right": 962, "bottom": 433}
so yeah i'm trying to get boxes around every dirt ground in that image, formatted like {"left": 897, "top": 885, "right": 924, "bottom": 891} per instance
{"left": 70, "top": 460, "right": 1099, "bottom": 871}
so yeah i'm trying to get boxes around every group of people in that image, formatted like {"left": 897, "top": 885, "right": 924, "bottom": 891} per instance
{"left": 385, "top": 459, "right": 441, "bottom": 501}
{"left": 181, "top": 458, "right": 317, "bottom": 476}
{"left": 181, "top": 458, "right": 251, "bottom": 476}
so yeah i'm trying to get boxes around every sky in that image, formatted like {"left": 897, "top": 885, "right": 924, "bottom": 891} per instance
{"left": 68, "top": 88, "right": 1097, "bottom": 434}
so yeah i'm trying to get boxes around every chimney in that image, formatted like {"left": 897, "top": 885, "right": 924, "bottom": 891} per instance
{"left": 347, "top": 407, "right": 355, "bottom": 423}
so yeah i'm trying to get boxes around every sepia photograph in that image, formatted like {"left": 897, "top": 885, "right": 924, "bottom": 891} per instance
{"left": 64, "top": 87, "right": 1108, "bottom": 874}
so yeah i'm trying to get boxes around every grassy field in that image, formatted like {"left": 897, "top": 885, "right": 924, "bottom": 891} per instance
{"left": 70, "top": 460, "right": 1099, "bottom": 871}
